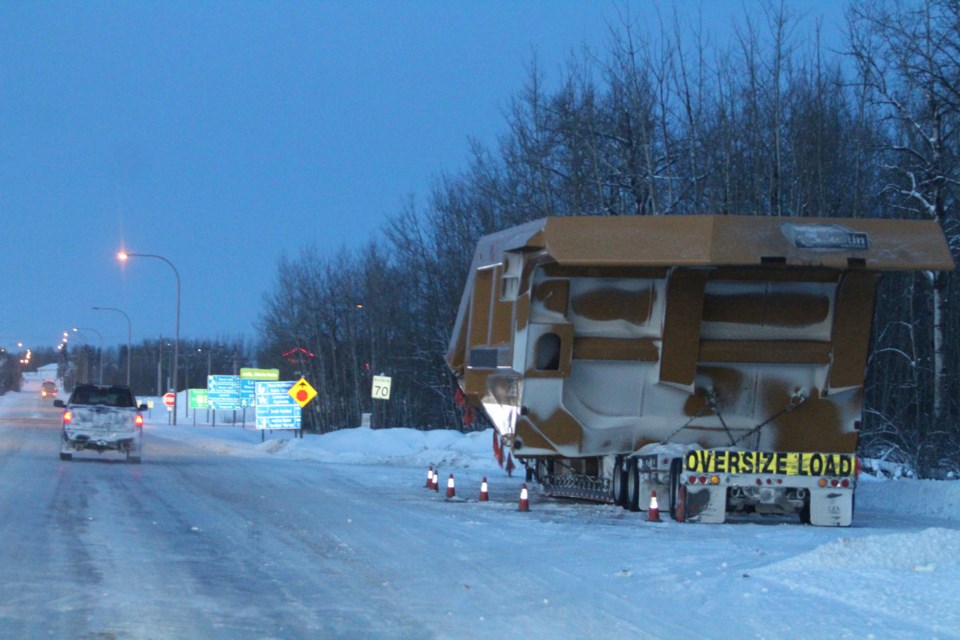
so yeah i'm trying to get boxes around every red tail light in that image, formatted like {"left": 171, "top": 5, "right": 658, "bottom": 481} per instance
{"left": 135, "top": 414, "right": 144, "bottom": 427}
{"left": 63, "top": 411, "right": 72, "bottom": 425}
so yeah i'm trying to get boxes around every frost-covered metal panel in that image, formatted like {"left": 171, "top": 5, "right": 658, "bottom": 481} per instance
{"left": 567, "top": 277, "right": 665, "bottom": 339}
{"left": 700, "top": 280, "right": 836, "bottom": 341}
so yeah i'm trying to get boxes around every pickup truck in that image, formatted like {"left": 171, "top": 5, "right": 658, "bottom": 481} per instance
{"left": 40, "top": 380, "right": 58, "bottom": 398}
{"left": 54, "top": 384, "right": 146, "bottom": 463}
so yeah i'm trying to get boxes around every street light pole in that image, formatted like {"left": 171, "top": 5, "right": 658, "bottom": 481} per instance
{"left": 73, "top": 327, "right": 103, "bottom": 384}
{"left": 93, "top": 306, "right": 132, "bottom": 387}
{"left": 118, "top": 251, "right": 181, "bottom": 425}
{"left": 67, "top": 331, "right": 89, "bottom": 381}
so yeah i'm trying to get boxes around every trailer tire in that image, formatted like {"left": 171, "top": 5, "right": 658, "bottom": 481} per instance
{"left": 625, "top": 458, "right": 640, "bottom": 512}
{"left": 611, "top": 456, "right": 627, "bottom": 506}
{"left": 535, "top": 458, "right": 553, "bottom": 483}
{"left": 799, "top": 498, "right": 811, "bottom": 525}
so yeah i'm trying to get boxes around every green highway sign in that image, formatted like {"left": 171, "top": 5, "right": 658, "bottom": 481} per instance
{"left": 240, "top": 368, "right": 280, "bottom": 380}
{"left": 189, "top": 388, "right": 209, "bottom": 409}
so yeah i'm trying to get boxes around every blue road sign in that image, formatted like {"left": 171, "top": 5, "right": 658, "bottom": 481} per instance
{"left": 255, "top": 381, "right": 302, "bottom": 430}
{"left": 208, "top": 375, "right": 241, "bottom": 410}
{"left": 239, "top": 378, "right": 257, "bottom": 408}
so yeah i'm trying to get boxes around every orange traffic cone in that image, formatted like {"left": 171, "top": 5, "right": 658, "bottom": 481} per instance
{"left": 425, "top": 465, "right": 434, "bottom": 489}
{"left": 446, "top": 473, "right": 456, "bottom": 498}
{"left": 479, "top": 477, "right": 489, "bottom": 502}
{"left": 647, "top": 490, "right": 661, "bottom": 522}
{"left": 431, "top": 469, "right": 439, "bottom": 492}
{"left": 518, "top": 483, "right": 530, "bottom": 511}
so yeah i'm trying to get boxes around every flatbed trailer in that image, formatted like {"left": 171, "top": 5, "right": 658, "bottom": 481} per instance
{"left": 446, "top": 215, "right": 953, "bottom": 526}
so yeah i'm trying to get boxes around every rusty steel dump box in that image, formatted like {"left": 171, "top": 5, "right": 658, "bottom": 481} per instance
{"left": 447, "top": 215, "right": 953, "bottom": 524}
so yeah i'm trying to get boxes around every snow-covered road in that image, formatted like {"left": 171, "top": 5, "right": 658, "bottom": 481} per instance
{"left": 1, "top": 380, "right": 958, "bottom": 639}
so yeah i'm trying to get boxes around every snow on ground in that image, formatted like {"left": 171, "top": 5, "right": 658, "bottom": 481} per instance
{"left": 7, "top": 382, "right": 960, "bottom": 638}
{"left": 142, "top": 412, "right": 960, "bottom": 638}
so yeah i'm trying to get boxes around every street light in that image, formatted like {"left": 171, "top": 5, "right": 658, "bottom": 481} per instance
{"left": 93, "top": 306, "right": 132, "bottom": 386}
{"left": 73, "top": 327, "right": 103, "bottom": 385}
{"left": 117, "top": 250, "right": 181, "bottom": 424}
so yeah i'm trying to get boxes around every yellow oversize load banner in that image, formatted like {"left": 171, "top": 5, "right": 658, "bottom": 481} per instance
{"left": 685, "top": 450, "right": 856, "bottom": 477}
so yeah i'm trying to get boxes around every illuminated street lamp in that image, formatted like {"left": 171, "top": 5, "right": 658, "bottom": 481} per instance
{"left": 93, "top": 306, "right": 132, "bottom": 386}
{"left": 73, "top": 327, "right": 103, "bottom": 384}
{"left": 118, "top": 250, "right": 180, "bottom": 424}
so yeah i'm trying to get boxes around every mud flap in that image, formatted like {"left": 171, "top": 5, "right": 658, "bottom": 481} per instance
{"left": 60, "top": 430, "right": 76, "bottom": 454}
{"left": 809, "top": 490, "right": 853, "bottom": 527}
{"left": 683, "top": 485, "right": 726, "bottom": 523}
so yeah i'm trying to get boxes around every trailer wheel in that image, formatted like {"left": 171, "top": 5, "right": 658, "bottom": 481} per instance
{"left": 611, "top": 456, "right": 627, "bottom": 506}
{"left": 535, "top": 458, "right": 553, "bottom": 483}
{"left": 625, "top": 458, "right": 640, "bottom": 512}
{"left": 799, "top": 498, "right": 811, "bottom": 525}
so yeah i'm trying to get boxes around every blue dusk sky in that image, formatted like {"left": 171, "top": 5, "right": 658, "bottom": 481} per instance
{"left": 0, "top": 0, "right": 845, "bottom": 354}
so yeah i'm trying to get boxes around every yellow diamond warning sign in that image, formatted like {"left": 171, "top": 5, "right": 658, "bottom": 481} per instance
{"left": 288, "top": 377, "right": 317, "bottom": 407}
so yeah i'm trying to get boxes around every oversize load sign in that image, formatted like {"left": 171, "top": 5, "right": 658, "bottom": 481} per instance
{"left": 685, "top": 450, "right": 855, "bottom": 477}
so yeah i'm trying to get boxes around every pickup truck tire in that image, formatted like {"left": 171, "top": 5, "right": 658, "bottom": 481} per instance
{"left": 59, "top": 452, "right": 72, "bottom": 461}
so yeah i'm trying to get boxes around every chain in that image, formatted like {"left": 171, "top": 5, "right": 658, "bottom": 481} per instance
{"left": 733, "top": 392, "right": 808, "bottom": 446}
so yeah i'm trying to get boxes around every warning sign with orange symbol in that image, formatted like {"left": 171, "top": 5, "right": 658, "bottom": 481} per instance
{"left": 288, "top": 377, "right": 318, "bottom": 407}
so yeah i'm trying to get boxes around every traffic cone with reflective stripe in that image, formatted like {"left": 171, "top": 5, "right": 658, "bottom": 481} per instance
{"left": 431, "top": 469, "right": 439, "bottom": 492}
{"left": 446, "top": 473, "right": 456, "bottom": 498}
{"left": 425, "top": 465, "right": 434, "bottom": 489}
{"left": 518, "top": 483, "right": 530, "bottom": 511}
{"left": 479, "top": 477, "right": 489, "bottom": 502}
{"left": 647, "top": 491, "right": 661, "bottom": 522}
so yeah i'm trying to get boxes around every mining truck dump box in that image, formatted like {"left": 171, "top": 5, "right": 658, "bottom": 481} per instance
{"left": 446, "top": 215, "right": 953, "bottom": 525}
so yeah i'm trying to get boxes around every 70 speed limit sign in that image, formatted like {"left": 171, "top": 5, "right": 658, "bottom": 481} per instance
{"left": 371, "top": 375, "right": 392, "bottom": 400}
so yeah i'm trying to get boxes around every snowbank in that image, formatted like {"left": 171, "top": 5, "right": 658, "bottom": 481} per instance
{"left": 857, "top": 475, "right": 960, "bottom": 522}
{"left": 147, "top": 419, "right": 960, "bottom": 523}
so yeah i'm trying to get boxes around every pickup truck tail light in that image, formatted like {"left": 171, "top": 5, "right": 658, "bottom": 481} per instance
{"left": 135, "top": 414, "right": 144, "bottom": 427}
{"left": 63, "top": 410, "right": 72, "bottom": 425}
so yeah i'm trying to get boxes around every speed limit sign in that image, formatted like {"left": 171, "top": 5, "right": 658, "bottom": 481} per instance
{"left": 371, "top": 375, "right": 392, "bottom": 400}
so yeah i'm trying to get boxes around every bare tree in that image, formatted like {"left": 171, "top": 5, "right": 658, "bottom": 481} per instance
{"left": 847, "top": 0, "right": 960, "bottom": 474}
